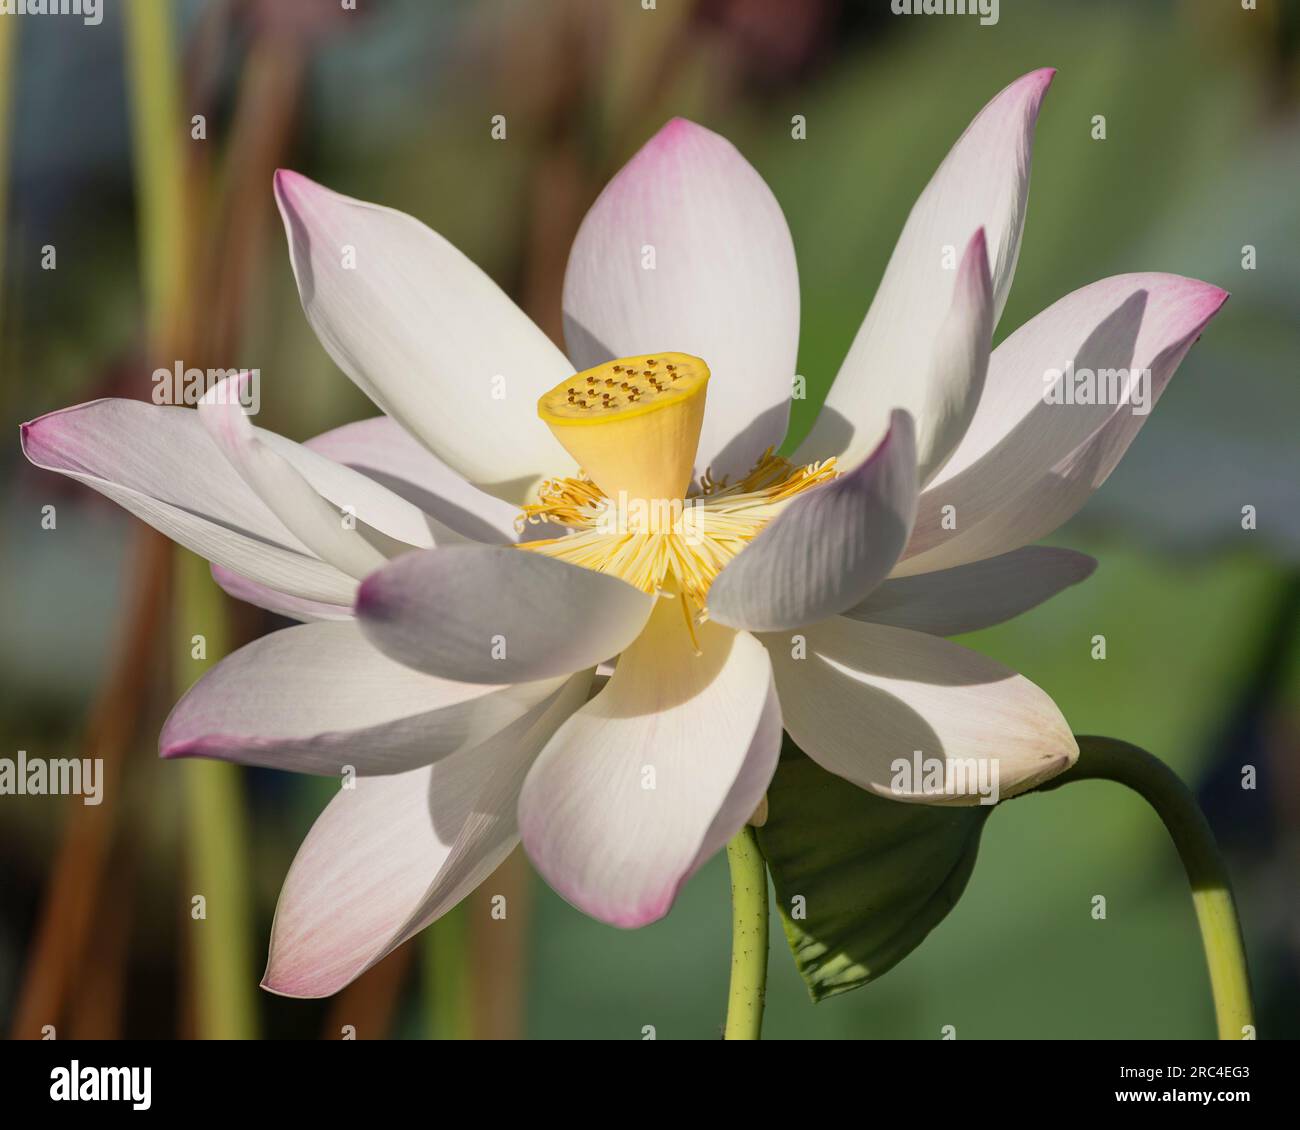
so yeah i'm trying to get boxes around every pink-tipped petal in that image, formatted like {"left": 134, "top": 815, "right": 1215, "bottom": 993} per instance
{"left": 518, "top": 605, "right": 779, "bottom": 927}
{"left": 897, "top": 275, "right": 1229, "bottom": 575}
{"left": 800, "top": 68, "right": 1055, "bottom": 469}
{"left": 161, "top": 620, "right": 565, "bottom": 776}
{"left": 562, "top": 118, "right": 800, "bottom": 486}
{"left": 210, "top": 563, "right": 353, "bottom": 622}
{"left": 262, "top": 672, "right": 589, "bottom": 998}
{"left": 20, "top": 398, "right": 356, "bottom": 604}
{"left": 275, "top": 170, "right": 573, "bottom": 504}
{"left": 707, "top": 410, "right": 918, "bottom": 632}
{"left": 355, "top": 545, "right": 654, "bottom": 684}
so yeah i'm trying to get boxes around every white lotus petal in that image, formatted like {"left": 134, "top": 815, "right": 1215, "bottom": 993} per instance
{"left": 766, "top": 616, "right": 1076, "bottom": 805}
{"left": 707, "top": 411, "right": 917, "bottom": 632}
{"left": 519, "top": 603, "right": 779, "bottom": 926}
{"left": 844, "top": 546, "right": 1096, "bottom": 636}
{"left": 20, "top": 399, "right": 356, "bottom": 603}
{"left": 260, "top": 429, "right": 452, "bottom": 549}
{"left": 304, "top": 415, "right": 520, "bottom": 544}
{"left": 897, "top": 274, "right": 1229, "bottom": 575}
{"left": 799, "top": 68, "right": 1054, "bottom": 469}
{"left": 275, "top": 170, "right": 575, "bottom": 503}
{"left": 356, "top": 545, "right": 654, "bottom": 683}
{"left": 210, "top": 564, "right": 353, "bottom": 622}
{"left": 161, "top": 620, "right": 564, "bottom": 775}
{"left": 262, "top": 672, "right": 589, "bottom": 998}
{"left": 199, "top": 376, "right": 420, "bottom": 579}
{"left": 916, "top": 228, "right": 994, "bottom": 485}
{"left": 562, "top": 118, "right": 800, "bottom": 486}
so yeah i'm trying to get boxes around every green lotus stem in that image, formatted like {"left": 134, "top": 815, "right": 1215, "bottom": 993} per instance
{"left": 1033, "top": 735, "right": 1254, "bottom": 1040}
{"left": 723, "top": 825, "right": 769, "bottom": 1040}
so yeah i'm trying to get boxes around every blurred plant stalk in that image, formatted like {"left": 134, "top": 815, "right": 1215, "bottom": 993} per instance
{"left": 7, "top": 529, "right": 170, "bottom": 1039}
{"left": 0, "top": 11, "right": 20, "bottom": 435}
{"left": 424, "top": 905, "right": 473, "bottom": 1039}
{"left": 125, "top": 0, "right": 258, "bottom": 1039}
{"left": 6, "top": 7, "right": 176, "bottom": 1040}
{"left": 0, "top": 15, "right": 16, "bottom": 350}
{"left": 172, "top": 552, "right": 258, "bottom": 1038}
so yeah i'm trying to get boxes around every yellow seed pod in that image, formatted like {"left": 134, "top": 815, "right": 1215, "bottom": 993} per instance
{"left": 538, "top": 352, "right": 709, "bottom": 503}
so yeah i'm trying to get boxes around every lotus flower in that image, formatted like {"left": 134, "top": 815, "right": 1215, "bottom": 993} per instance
{"left": 20, "top": 68, "right": 1226, "bottom": 997}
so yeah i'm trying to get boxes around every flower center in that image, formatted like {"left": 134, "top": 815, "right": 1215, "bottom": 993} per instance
{"left": 536, "top": 351, "right": 710, "bottom": 503}
{"left": 521, "top": 353, "right": 837, "bottom": 643}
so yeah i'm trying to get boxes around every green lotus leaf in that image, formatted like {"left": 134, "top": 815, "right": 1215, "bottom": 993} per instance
{"left": 757, "top": 739, "right": 991, "bottom": 1002}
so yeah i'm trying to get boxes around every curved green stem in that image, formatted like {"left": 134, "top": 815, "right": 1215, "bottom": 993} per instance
{"left": 1032, "top": 736, "right": 1254, "bottom": 1039}
{"left": 723, "top": 826, "right": 769, "bottom": 1040}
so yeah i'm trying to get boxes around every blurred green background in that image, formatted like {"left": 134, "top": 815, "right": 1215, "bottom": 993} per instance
{"left": 1, "top": 0, "right": 1297, "bottom": 1039}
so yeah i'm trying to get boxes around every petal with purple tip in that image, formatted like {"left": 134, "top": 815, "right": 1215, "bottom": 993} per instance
{"left": 518, "top": 606, "right": 779, "bottom": 927}
{"left": 162, "top": 620, "right": 565, "bottom": 776}
{"left": 707, "top": 410, "right": 918, "bottom": 632}
{"left": 262, "top": 672, "right": 589, "bottom": 998}
{"left": 897, "top": 275, "right": 1229, "bottom": 575}
{"left": 210, "top": 564, "right": 353, "bottom": 623}
{"left": 800, "top": 68, "right": 1054, "bottom": 469}
{"left": 562, "top": 118, "right": 800, "bottom": 486}
{"left": 275, "top": 170, "right": 574, "bottom": 504}
{"left": 20, "top": 398, "right": 356, "bottom": 604}
{"left": 356, "top": 545, "right": 654, "bottom": 683}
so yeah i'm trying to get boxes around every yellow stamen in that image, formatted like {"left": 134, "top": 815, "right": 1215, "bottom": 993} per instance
{"left": 518, "top": 447, "right": 837, "bottom": 623}
{"left": 523, "top": 353, "right": 837, "bottom": 641}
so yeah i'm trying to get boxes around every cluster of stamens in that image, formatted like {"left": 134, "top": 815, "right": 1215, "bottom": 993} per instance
{"left": 528, "top": 352, "right": 837, "bottom": 647}
{"left": 517, "top": 448, "right": 839, "bottom": 640}
{"left": 563, "top": 359, "right": 683, "bottom": 412}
